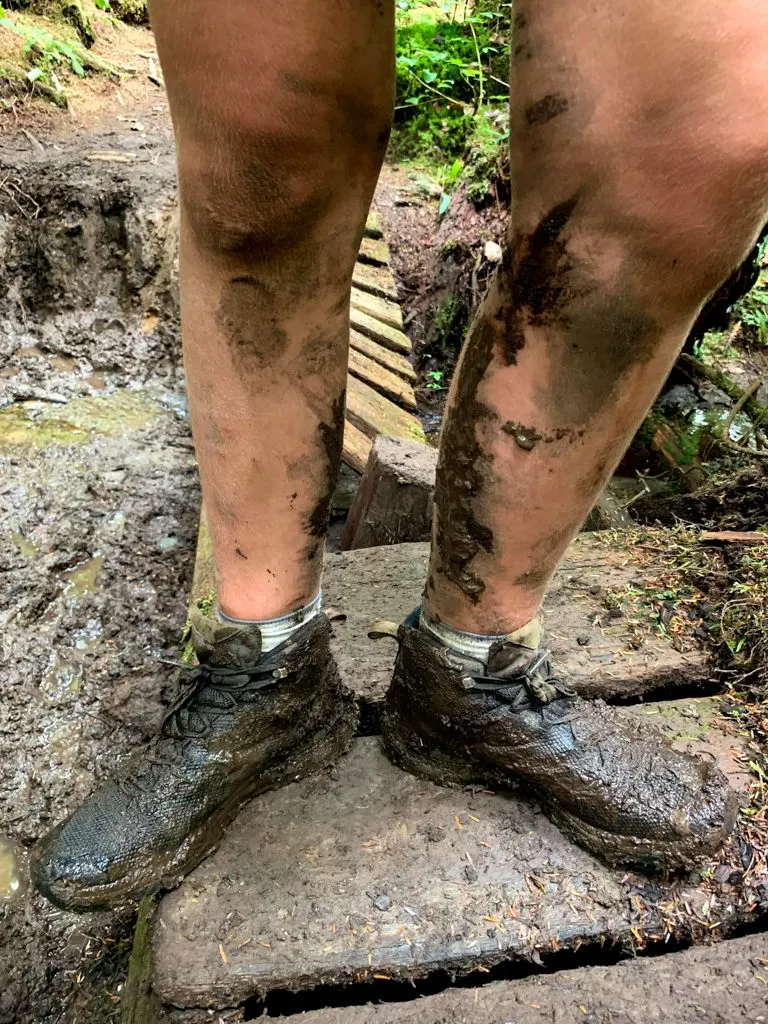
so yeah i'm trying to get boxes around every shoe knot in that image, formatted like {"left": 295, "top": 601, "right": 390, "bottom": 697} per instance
{"left": 521, "top": 650, "right": 559, "bottom": 704}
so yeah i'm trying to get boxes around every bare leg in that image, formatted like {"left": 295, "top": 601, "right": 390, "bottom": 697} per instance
{"left": 31, "top": 0, "right": 395, "bottom": 912}
{"left": 427, "top": 0, "right": 768, "bottom": 634}
{"left": 151, "top": 0, "right": 394, "bottom": 620}
{"left": 381, "top": 0, "right": 766, "bottom": 870}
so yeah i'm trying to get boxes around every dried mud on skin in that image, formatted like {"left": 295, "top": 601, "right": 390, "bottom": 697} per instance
{"left": 0, "top": 124, "right": 201, "bottom": 1024}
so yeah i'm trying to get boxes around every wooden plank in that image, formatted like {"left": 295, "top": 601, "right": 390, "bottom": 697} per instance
{"left": 358, "top": 236, "right": 390, "bottom": 267}
{"left": 364, "top": 208, "right": 383, "bottom": 240}
{"left": 346, "top": 374, "right": 425, "bottom": 444}
{"left": 122, "top": 896, "right": 158, "bottom": 1024}
{"left": 341, "top": 436, "right": 436, "bottom": 550}
{"left": 351, "top": 308, "right": 411, "bottom": 356}
{"left": 348, "top": 348, "right": 417, "bottom": 412}
{"left": 342, "top": 417, "right": 373, "bottom": 474}
{"left": 350, "top": 287, "right": 404, "bottom": 331}
{"left": 350, "top": 330, "right": 416, "bottom": 383}
{"left": 352, "top": 262, "right": 399, "bottom": 303}
{"left": 255, "top": 934, "right": 768, "bottom": 1024}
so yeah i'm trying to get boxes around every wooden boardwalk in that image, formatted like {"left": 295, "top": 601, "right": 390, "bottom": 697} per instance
{"left": 343, "top": 211, "right": 424, "bottom": 473}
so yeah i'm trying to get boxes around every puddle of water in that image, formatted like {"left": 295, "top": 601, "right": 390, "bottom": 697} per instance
{"left": 42, "top": 651, "right": 83, "bottom": 700}
{"left": 62, "top": 554, "right": 103, "bottom": 598}
{"left": 0, "top": 837, "right": 28, "bottom": 904}
{"left": 45, "top": 721, "right": 83, "bottom": 768}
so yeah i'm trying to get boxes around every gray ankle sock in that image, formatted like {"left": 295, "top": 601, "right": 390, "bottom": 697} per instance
{"left": 419, "top": 604, "right": 542, "bottom": 663}
{"left": 218, "top": 592, "right": 322, "bottom": 654}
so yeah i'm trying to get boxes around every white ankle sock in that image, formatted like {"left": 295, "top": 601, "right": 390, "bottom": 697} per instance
{"left": 419, "top": 605, "right": 542, "bottom": 663}
{"left": 218, "top": 592, "right": 322, "bottom": 654}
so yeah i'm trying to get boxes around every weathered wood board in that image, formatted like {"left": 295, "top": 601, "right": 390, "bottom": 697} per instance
{"left": 152, "top": 723, "right": 754, "bottom": 1010}
{"left": 341, "top": 207, "right": 423, "bottom": 474}
{"left": 321, "top": 537, "right": 712, "bottom": 712}
{"left": 264, "top": 933, "right": 768, "bottom": 1024}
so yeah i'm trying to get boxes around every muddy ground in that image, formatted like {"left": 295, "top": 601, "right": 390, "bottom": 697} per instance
{"left": 0, "top": 99, "right": 202, "bottom": 1023}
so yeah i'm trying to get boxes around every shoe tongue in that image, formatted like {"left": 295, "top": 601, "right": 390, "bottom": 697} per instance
{"left": 189, "top": 610, "right": 262, "bottom": 668}
{"left": 486, "top": 615, "right": 543, "bottom": 676}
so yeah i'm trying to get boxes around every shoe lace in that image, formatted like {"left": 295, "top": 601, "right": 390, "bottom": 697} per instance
{"left": 161, "top": 660, "right": 285, "bottom": 741}
{"left": 113, "top": 659, "right": 286, "bottom": 797}
{"left": 458, "top": 649, "right": 578, "bottom": 723}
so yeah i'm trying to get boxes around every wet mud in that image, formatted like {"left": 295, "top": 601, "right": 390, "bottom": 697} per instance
{"left": 525, "top": 92, "right": 569, "bottom": 127}
{"left": 0, "top": 121, "right": 200, "bottom": 1023}
{"left": 428, "top": 305, "right": 498, "bottom": 602}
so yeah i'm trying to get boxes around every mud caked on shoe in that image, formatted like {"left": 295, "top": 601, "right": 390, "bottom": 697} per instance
{"left": 32, "top": 611, "right": 356, "bottom": 912}
{"left": 380, "top": 611, "right": 738, "bottom": 871}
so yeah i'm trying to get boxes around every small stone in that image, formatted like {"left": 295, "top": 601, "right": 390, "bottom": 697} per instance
{"left": 373, "top": 894, "right": 391, "bottom": 912}
{"left": 713, "top": 864, "right": 733, "bottom": 885}
{"left": 484, "top": 240, "right": 503, "bottom": 263}
{"left": 464, "top": 865, "right": 478, "bottom": 883}
{"left": 576, "top": 634, "right": 591, "bottom": 646}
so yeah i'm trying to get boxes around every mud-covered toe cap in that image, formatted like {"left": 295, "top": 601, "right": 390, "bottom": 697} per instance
{"left": 30, "top": 778, "right": 190, "bottom": 912}
{"left": 552, "top": 753, "right": 740, "bottom": 871}
{"left": 677, "top": 759, "right": 740, "bottom": 855}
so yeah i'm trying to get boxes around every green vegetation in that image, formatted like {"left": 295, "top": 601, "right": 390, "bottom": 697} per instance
{"left": 732, "top": 264, "right": 768, "bottom": 348}
{"left": 392, "top": 1, "right": 510, "bottom": 198}
{"left": 0, "top": 0, "right": 132, "bottom": 104}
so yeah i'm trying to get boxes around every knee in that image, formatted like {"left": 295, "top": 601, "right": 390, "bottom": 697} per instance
{"left": 178, "top": 125, "right": 338, "bottom": 257}
{"left": 177, "top": 101, "right": 391, "bottom": 259}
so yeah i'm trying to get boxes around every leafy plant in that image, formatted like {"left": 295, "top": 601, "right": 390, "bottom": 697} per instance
{"left": 392, "top": 1, "right": 511, "bottom": 165}
{"left": 425, "top": 369, "right": 446, "bottom": 390}
{"left": 732, "top": 267, "right": 768, "bottom": 348}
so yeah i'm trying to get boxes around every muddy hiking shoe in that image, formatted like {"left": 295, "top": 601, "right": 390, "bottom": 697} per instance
{"left": 379, "top": 611, "right": 738, "bottom": 871}
{"left": 32, "top": 611, "right": 356, "bottom": 912}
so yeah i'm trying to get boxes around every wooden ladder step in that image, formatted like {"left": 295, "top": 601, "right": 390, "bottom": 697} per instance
{"left": 341, "top": 419, "right": 373, "bottom": 474}
{"left": 349, "top": 329, "right": 416, "bottom": 383}
{"left": 348, "top": 349, "right": 417, "bottom": 412}
{"left": 350, "top": 286, "right": 404, "bottom": 332}
{"left": 350, "top": 307, "right": 411, "bottom": 356}
{"left": 358, "top": 235, "right": 390, "bottom": 267}
{"left": 346, "top": 374, "right": 425, "bottom": 445}
{"left": 352, "top": 261, "right": 399, "bottom": 303}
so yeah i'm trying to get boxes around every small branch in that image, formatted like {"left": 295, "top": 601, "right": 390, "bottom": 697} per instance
{"left": 681, "top": 353, "right": 768, "bottom": 430}
{"left": 468, "top": 18, "right": 484, "bottom": 113}
{"left": 721, "top": 379, "right": 762, "bottom": 442}
{"left": 406, "top": 70, "right": 466, "bottom": 110}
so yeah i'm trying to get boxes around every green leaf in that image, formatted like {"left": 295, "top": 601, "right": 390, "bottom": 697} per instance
{"left": 438, "top": 192, "right": 451, "bottom": 217}
{"left": 447, "top": 158, "right": 461, "bottom": 182}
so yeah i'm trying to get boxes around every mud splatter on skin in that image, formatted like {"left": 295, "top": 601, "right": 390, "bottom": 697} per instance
{"left": 235, "top": 547, "right": 248, "bottom": 560}
{"left": 507, "top": 194, "right": 585, "bottom": 337}
{"left": 512, "top": 8, "right": 533, "bottom": 61}
{"left": 429, "top": 306, "right": 499, "bottom": 602}
{"left": 303, "top": 393, "right": 346, "bottom": 562}
{"left": 525, "top": 93, "right": 569, "bottom": 127}
{"left": 512, "top": 523, "right": 577, "bottom": 591}
{"left": 501, "top": 422, "right": 542, "bottom": 451}
{"left": 546, "top": 298, "right": 662, "bottom": 428}
{"left": 215, "top": 276, "right": 289, "bottom": 373}
{"left": 502, "top": 421, "right": 584, "bottom": 448}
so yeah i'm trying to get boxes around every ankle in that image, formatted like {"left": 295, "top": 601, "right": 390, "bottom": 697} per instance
{"left": 419, "top": 604, "right": 542, "bottom": 663}
{"left": 218, "top": 592, "right": 322, "bottom": 654}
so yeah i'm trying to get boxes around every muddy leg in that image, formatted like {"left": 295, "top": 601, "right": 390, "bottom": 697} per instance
{"left": 149, "top": 0, "right": 394, "bottom": 619}
{"left": 427, "top": 0, "right": 768, "bottom": 633}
